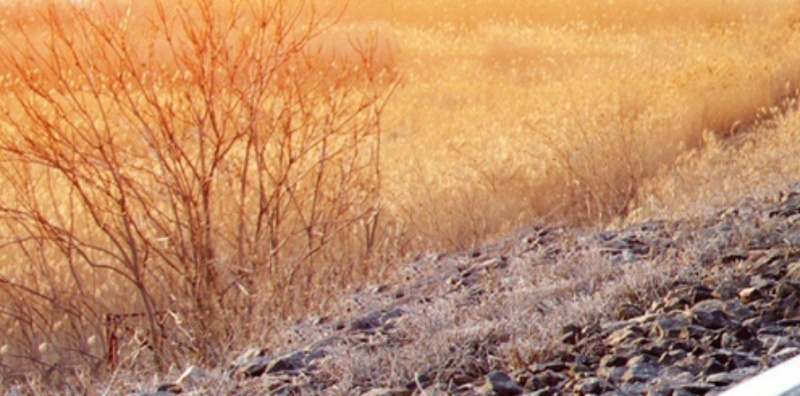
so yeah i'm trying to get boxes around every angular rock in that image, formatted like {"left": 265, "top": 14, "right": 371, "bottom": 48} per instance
{"left": 268, "top": 351, "right": 306, "bottom": 374}
{"left": 770, "top": 347, "right": 800, "bottom": 365}
{"left": 599, "top": 353, "right": 629, "bottom": 368}
{"left": 726, "top": 366, "right": 762, "bottom": 383}
{"left": 236, "top": 356, "right": 271, "bottom": 378}
{"left": 689, "top": 300, "right": 732, "bottom": 330}
{"left": 713, "top": 280, "right": 740, "bottom": 300}
{"left": 381, "top": 308, "right": 405, "bottom": 324}
{"left": 659, "top": 349, "right": 688, "bottom": 365}
{"left": 672, "top": 383, "right": 717, "bottom": 394}
{"left": 766, "top": 336, "right": 799, "bottom": 355}
{"left": 656, "top": 369, "right": 695, "bottom": 386}
{"left": 349, "top": 311, "right": 383, "bottom": 333}
{"left": 607, "top": 325, "right": 645, "bottom": 346}
{"left": 597, "top": 365, "right": 628, "bottom": 383}
{"left": 654, "top": 311, "right": 690, "bottom": 339}
{"left": 155, "top": 383, "right": 182, "bottom": 394}
{"left": 775, "top": 280, "right": 800, "bottom": 298}
{"left": 574, "top": 377, "right": 612, "bottom": 393}
{"left": 486, "top": 371, "right": 524, "bottom": 396}
{"left": 723, "top": 300, "right": 755, "bottom": 324}
{"left": 703, "top": 359, "right": 727, "bottom": 376}
{"left": 708, "top": 349, "right": 759, "bottom": 371}
{"left": 529, "top": 361, "right": 570, "bottom": 374}
{"left": 621, "top": 361, "right": 660, "bottom": 382}
{"left": 527, "top": 370, "right": 568, "bottom": 389}
{"left": 705, "top": 366, "right": 760, "bottom": 386}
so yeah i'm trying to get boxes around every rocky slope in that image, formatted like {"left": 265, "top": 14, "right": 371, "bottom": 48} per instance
{"left": 136, "top": 183, "right": 800, "bottom": 395}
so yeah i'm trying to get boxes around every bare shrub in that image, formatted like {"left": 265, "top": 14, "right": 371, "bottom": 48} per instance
{"left": 0, "top": 0, "right": 395, "bottom": 377}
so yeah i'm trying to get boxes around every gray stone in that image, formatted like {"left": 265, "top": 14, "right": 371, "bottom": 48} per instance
{"left": 770, "top": 347, "right": 800, "bottom": 365}
{"left": 599, "top": 353, "right": 629, "bottom": 368}
{"left": 267, "top": 351, "right": 306, "bottom": 374}
{"left": 775, "top": 280, "right": 800, "bottom": 298}
{"left": 713, "top": 281, "right": 740, "bottom": 300}
{"left": 526, "top": 390, "right": 556, "bottom": 396}
{"left": 618, "top": 381, "right": 648, "bottom": 394}
{"left": 575, "top": 377, "right": 611, "bottom": 393}
{"left": 486, "top": 371, "right": 524, "bottom": 396}
{"left": 723, "top": 300, "right": 755, "bottom": 324}
{"left": 381, "top": 308, "right": 405, "bottom": 324}
{"left": 597, "top": 365, "right": 628, "bottom": 382}
{"left": 305, "top": 348, "right": 329, "bottom": 363}
{"left": 705, "top": 366, "right": 760, "bottom": 386}
{"left": 724, "top": 366, "right": 760, "bottom": 381}
{"left": 361, "top": 388, "right": 413, "bottom": 396}
{"left": 349, "top": 311, "right": 383, "bottom": 333}
{"left": 236, "top": 356, "right": 271, "bottom": 378}
{"left": 671, "top": 389, "right": 702, "bottom": 396}
{"left": 527, "top": 370, "right": 568, "bottom": 389}
{"left": 672, "top": 383, "right": 717, "bottom": 394}
{"left": 659, "top": 349, "right": 688, "bottom": 365}
{"left": 528, "top": 361, "right": 570, "bottom": 373}
{"left": 766, "top": 336, "right": 799, "bottom": 354}
{"left": 607, "top": 326, "right": 645, "bottom": 346}
{"left": 689, "top": 300, "right": 732, "bottom": 330}
{"left": 654, "top": 311, "right": 690, "bottom": 339}
{"left": 707, "top": 349, "right": 760, "bottom": 371}
{"left": 155, "top": 383, "right": 182, "bottom": 393}
{"left": 657, "top": 369, "right": 695, "bottom": 386}
{"left": 621, "top": 362, "right": 660, "bottom": 382}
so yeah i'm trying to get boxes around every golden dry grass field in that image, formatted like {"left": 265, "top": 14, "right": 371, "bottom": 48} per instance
{"left": 1, "top": 0, "right": 800, "bottom": 384}
{"left": 335, "top": 0, "right": 800, "bottom": 246}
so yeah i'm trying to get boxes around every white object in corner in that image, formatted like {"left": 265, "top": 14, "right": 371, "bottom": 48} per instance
{"left": 721, "top": 355, "right": 800, "bottom": 396}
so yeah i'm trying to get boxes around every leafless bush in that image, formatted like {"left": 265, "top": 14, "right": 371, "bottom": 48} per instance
{"left": 0, "top": 0, "right": 395, "bottom": 378}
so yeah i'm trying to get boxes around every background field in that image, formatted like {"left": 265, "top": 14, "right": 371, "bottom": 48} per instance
{"left": 1, "top": 0, "right": 800, "bottom": 386}
{"left": 335, "top": 0, "right": 800, "bottom": 246}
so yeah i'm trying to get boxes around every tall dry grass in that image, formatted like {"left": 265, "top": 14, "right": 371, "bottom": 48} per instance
{"left": 353, "top": 0, "right": 800, "bottom": 249}
{"left": 627, "top": 97, "right": 800, "bottom": 223}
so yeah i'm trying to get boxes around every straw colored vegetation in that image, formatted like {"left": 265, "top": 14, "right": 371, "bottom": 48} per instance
{"left": 0, "top": 0, "right": 396, "bottom": 381}
{"left": 0, "top": 0, "right": 799, "bottom": 391}
{"left": 337, "top": 0, "right": 800, "bottom": 244}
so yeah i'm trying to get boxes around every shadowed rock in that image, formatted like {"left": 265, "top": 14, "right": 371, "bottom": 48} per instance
{"left": 486, "top": 371, "right": 524, "bottom": 396}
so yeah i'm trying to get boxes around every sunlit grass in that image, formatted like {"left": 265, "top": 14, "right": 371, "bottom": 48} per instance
{"left": 365, "top": 0, "right": 800, "bottom": 250}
